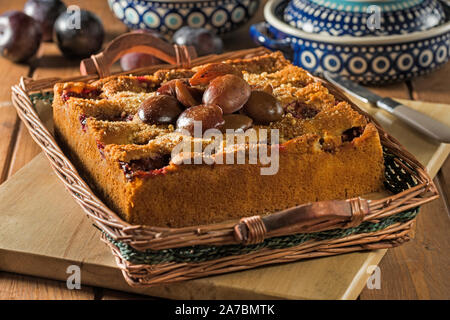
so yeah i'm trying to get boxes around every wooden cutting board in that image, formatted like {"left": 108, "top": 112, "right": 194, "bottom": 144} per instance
{"left": 0, "top": 98, "right": 448, "bottom": 299}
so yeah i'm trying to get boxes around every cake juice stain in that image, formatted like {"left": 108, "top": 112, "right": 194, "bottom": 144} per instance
{"left": 96, "top": 140, "right": 105, "bottom": 159}
{"left": 341, "top": 126, "right": 364, "bottom": 143}
{"left": 136, "top": 76, "right": 155, "bottom": 89}
{"left": 79, "top": 114, "right": 87, "bottom": 132}
{"left": 61, "top": 88, "right": 101, "bottom": 102}
{"left": 119, "top": 155, "right": 171, "bottom": 181}
{"left": 286, "top": 101, "right": 319, "bottom": 119}
{"left": 136, "top": 76, "right": 149, "bottom": 83}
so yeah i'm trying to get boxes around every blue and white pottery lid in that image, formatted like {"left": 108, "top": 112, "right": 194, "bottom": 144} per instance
{"left": 283, "top": 0, "right": 446, "bottom": 36}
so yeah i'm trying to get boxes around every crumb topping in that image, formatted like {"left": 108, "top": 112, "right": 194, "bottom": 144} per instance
{"left": 55, "top": 52, "right": 369, "bottom": 176}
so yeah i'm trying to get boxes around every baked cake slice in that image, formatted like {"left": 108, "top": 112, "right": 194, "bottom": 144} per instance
{"left": 53, "top": 52, "right": 384, "bottom": 228}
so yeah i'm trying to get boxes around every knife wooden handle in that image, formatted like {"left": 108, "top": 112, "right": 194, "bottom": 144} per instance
{"left": 377, "top": 97, "right": 450, "bottom": 143}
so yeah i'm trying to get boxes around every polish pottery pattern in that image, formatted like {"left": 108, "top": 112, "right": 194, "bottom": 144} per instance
{"left": 283, "top": 0, "right": 445, "bottom": 36}
{"left": 108, "top": 0, "right": 260, "bottom": 35}
{"left": 250, "top": 0, "right": 450, "bottom": 84}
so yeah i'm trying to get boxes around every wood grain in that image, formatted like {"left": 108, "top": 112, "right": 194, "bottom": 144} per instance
{"left": 7, "top": 42, "right": 88, "bottom": 177}
{"left": 0, "top": 104, "right": 20, "bottom": 183}
{"left": 31, "top": 1, "right": 128, "bottom": 81}
{"left": 411, "top": 63, "right": 450, "bottom": 103}
{"left": 360, "top": 48, "right": 450, "bottom": 300}
{"left": 0, "top": 3, "right": 30, "bottom": 182}
{"left": 360, "top": 165, "right": 450, "bottom": 299}
{"left": 436, "top": 163, "right": 449, "bottom": 213}
{"left": 0, "top": 99, "right": 446, "bottom": 300}
{"left": 101, "top": 289, "right": 154, "bottom": 300}
{"left": 0, "top": 0, "right": 29, "bottom": 102}
{"left": 7, "top": 124, "right": 43, "bottom": 178}
{"left": 6, "top": 0, "right": 130, "bottom": 177}
{"left": 0, "top": 0, "right": 127, "bottom": 300}
{"left": 367, "top": 82, "right": 411, "bottom": 100}
{"left": 0, "top": 273, "right": 94, "bottom": 300}
{"left": 0, "top": 0, "right": 449, "bottom": 300}
{"left": 0, "top": 154, "right": 386, "bottom": 300}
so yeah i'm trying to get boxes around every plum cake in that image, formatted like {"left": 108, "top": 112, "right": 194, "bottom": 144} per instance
{"left": 53, "top": 52, "right": 384, "bottom": 228}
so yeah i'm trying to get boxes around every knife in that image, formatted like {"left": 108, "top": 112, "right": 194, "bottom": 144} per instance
{"left": 323, "top": 72, "right": 450, "bottom": 144}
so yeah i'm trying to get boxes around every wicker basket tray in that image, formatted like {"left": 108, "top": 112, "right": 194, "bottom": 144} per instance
{"left": 11, "top": 33, "right": 439, "bottom": 287}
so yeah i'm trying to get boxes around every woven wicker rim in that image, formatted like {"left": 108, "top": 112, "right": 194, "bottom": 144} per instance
{"left": 106, "top": 217, "right": 417, "bottom": 286}
{"left": 10, "top": 47, "right": 439, "bottom": 255}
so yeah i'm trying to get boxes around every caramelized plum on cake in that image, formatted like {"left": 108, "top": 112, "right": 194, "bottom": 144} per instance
{"left": 52, "top": 51, "right": 384, "bottom": 227}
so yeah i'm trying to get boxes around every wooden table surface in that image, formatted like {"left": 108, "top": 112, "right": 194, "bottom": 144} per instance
{"left": 0, "top": 0, "right": 448, "bottom": 300}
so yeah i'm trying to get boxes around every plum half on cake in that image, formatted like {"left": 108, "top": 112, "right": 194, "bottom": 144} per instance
{"left": 53, "top": 52, "right": 384, "bottom": 228}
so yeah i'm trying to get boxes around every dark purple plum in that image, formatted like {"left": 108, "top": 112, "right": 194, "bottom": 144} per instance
{"left": 137, "top": 95, "right": 182, "bottom": 124}
{"left": 176, "top": 104, "right": 225, "bottom": 135}
{"left": 172, "top": 26, "right": 223, "bottom": 56}
{"left": 54, "top": 9, "right": 104, "bottom": 59}
{"left": 0, "top": 10, "right": 42, "bottom": 63}
{"left": 24, "top": 0, "right": 67, "bottom": 41}
{"left": 120, "top": 30, "right": 163, "bottom": 71}
{"left": 120, "top": 53, "right": 163, "bottom": 71}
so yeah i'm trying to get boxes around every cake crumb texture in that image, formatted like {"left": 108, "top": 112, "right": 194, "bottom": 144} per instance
{"left": 53, "top": 52, "right": 384, "bottom": 227}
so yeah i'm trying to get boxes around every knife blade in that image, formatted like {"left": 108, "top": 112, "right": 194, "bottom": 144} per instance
{"left": 323, "top": 72, "right": 450, "bottom": 144}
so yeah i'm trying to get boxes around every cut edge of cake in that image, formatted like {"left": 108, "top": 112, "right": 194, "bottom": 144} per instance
{"left": 52, "top": 51, "right": 385, "bottom": 228}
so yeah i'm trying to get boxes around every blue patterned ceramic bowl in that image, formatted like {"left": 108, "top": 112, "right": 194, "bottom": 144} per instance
{"left": 284, "top": 0, "right": 446, "bottom": 37}
{"left": 107, "top": 0, "right": 260, "bottom": 36}
{"left": 250, "top": 0, "right": 450, "bottom": 84}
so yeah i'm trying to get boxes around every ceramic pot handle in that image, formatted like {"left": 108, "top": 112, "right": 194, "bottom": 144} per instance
{"left": 249, "top": 22, "right": 292, "bottom": 55}
{"left": 80, "top": 32, "right": 197, "bottom": 78}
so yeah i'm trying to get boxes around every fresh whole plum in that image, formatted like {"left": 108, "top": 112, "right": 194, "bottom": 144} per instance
{"left": 120, "top": 29, "right": 164, "bottom": 71}
{"left": 24, "top": 0, "right": 67, "bottom": 41}
{"left": 120, "top": 52, "right": 162, "bottom": 71}
{"left": 0, "top": 10, "right": 42, "bottom": 63}
{"left": 54, "top": 9, "right": 104, "bottom": 59}
{"left": 173, "top": 26, "right": 223, "bottom": 56}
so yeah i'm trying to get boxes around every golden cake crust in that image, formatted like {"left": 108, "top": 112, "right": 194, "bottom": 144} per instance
{"left": 53, "top": 52, "right": 384, "bottom": 227}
